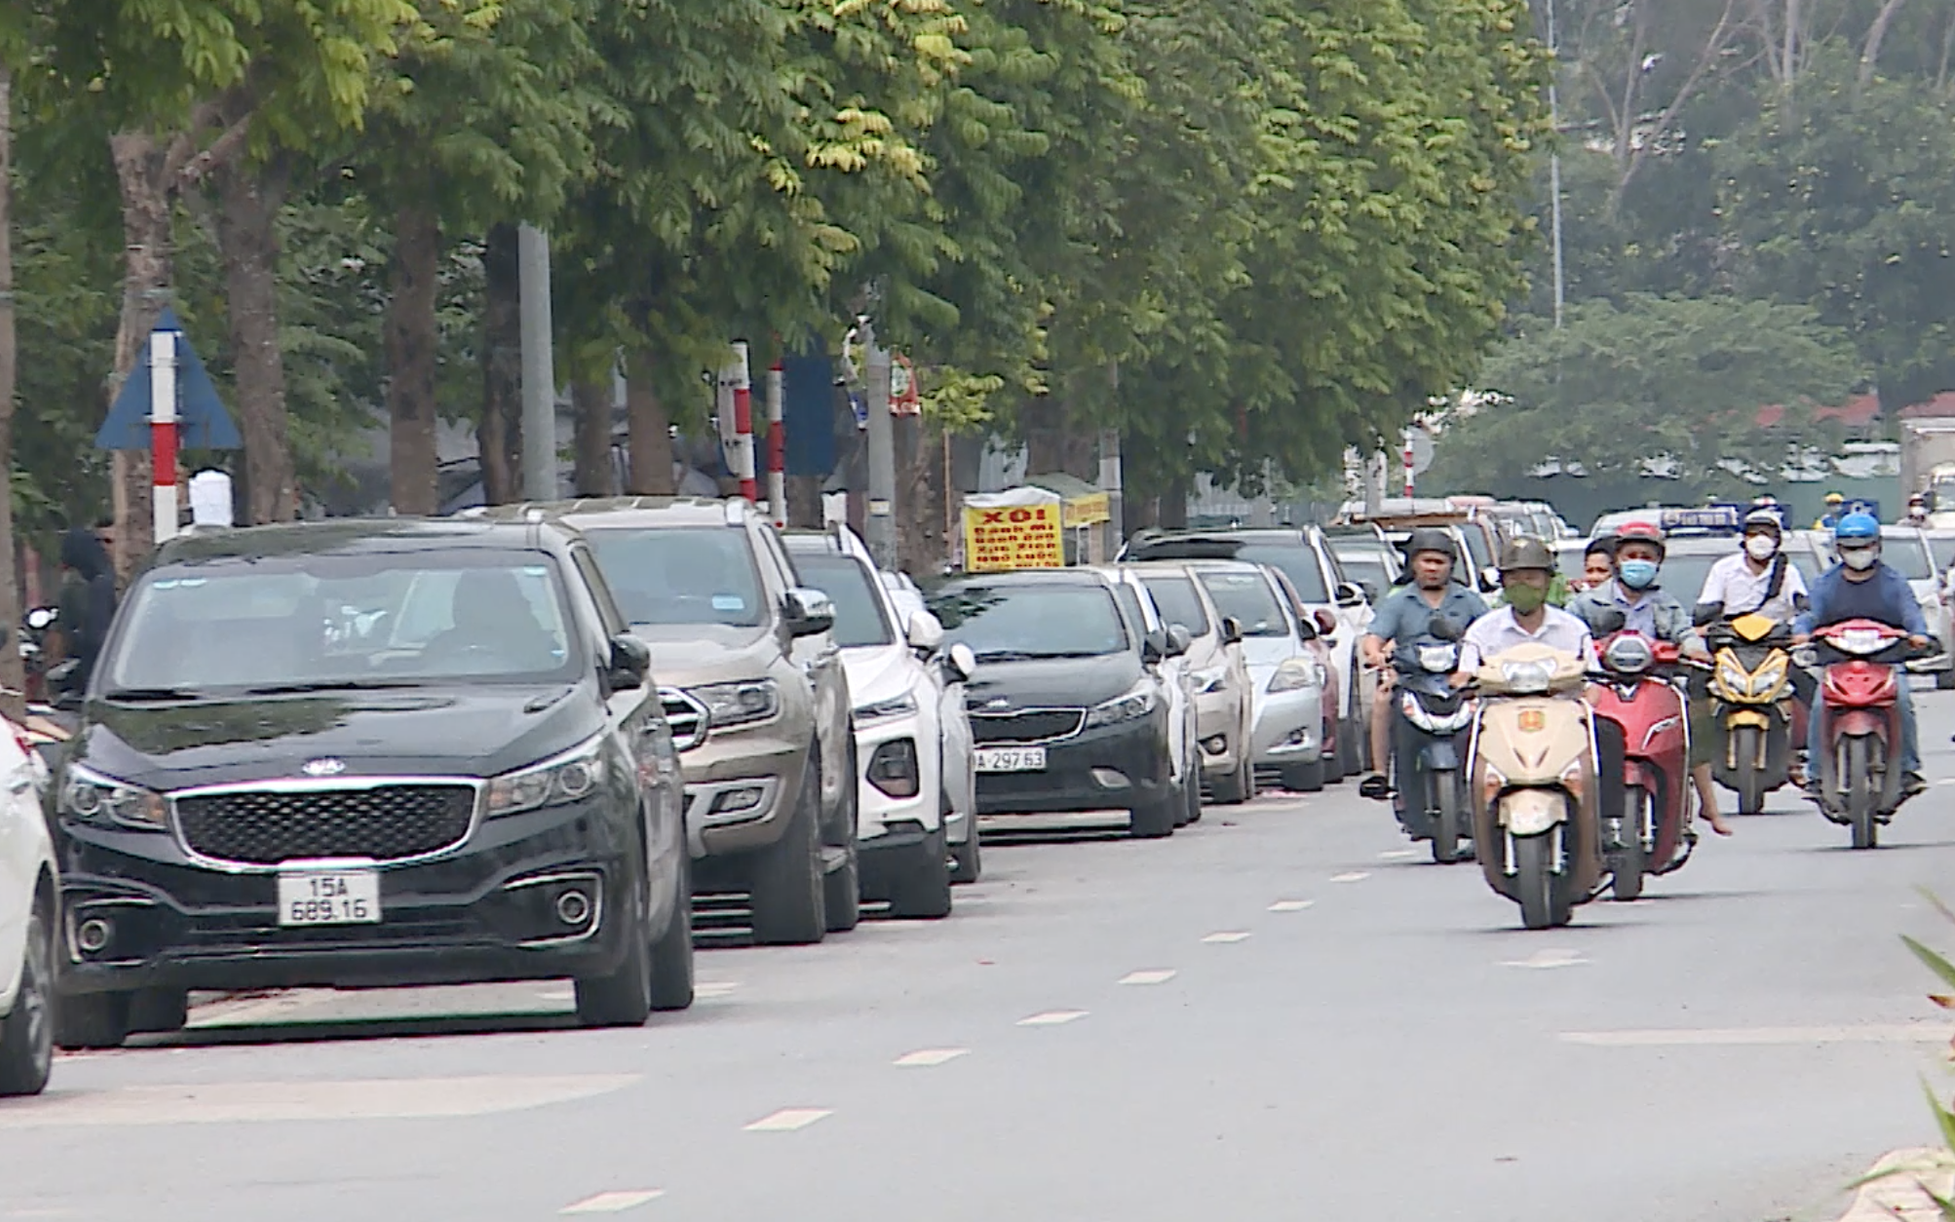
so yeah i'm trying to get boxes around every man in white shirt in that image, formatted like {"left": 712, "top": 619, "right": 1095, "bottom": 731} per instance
{"left": 1695, "top": 510, "right": 1809, "bottom": 624}
{"left": 1458, "top": 537, "right": 1598, "bottom": 673}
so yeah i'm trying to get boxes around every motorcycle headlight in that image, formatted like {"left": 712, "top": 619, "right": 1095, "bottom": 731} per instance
{"left": 1084, "top": 685, "right": 1157, "bottom": 729}
{"left": 1715, "top": 657, "right": 1750, "bottom": 695}
{"left": 486, "top": 736, "right": 607, "bottom": 818}
{"left": 689, "top": 679, "right": 781, "bottom": 729}
{"left": 1747, "top": 656, "right": 1788, "bottom": 698}
{"left": 854, "top": 693, "right": 918, "bottom": 723}
{"left": 60, "top": 764, "right": 166, "bottom": 830}
{"left": 1268, "top": 658, "right": 1322, "bottom": 693}
{"left": 1499, "top": 660, "right": 1553, "bottom": 694}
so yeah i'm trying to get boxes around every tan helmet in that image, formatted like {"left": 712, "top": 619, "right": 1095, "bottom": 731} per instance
{"left": 1498, "top": 536, "right": 1554, "bottom": 574}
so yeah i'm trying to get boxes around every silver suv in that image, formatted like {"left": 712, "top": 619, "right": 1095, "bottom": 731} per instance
{"left": 492, "top": 498, "right": 858, "bottom": 945}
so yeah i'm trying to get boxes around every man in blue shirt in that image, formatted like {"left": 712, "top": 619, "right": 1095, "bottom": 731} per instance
{"left": 1357, "top": 528, "right": 1487, "bottom": 799}
{"left": 1794, "top": 511, "right": 1930, "bottom": 797}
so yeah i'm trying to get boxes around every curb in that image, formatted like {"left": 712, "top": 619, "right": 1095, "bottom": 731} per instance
{"left": 1837, "top": 1147, "right": 1955, "bottom": 1221}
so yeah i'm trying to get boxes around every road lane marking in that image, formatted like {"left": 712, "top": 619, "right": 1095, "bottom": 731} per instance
{"left": 696, "top": 982, "right": 740, "bottom": 999}
{"left": 1267, "top": 900, "right": 1314, "bottom": 912}
{"left": 1201, "top": 931, "right": 1251, "bottom": 944}
{"left": 1119, "top": 970, "right": 1177, "bottom": 985}
{"left": 562, "top": 1190, "right": 665, "bottom": 1213}
{"left": 1017, "top": 1010, "right": 1088, "bottom": 1026}
{"left": 1331, "top": 872, "right": 1370, "bottom": 883}
{"left": 893, "top": 1048, "right": 969, "bottom": 1067}
{"left": 1379, "top": 849, "right": 1419, "bottom": 860}
{"left": 1561, "top": 1024, "right": 1946, "bottom": 1047}
{"left": 1501, "top": 948, "right": 1587, "bottom": 969}
{"left": 0, "top": 1075, "right": 639, "bottom": 1128}
{"left": 744, "top": 1108, "right": 832, "bottom": 1132}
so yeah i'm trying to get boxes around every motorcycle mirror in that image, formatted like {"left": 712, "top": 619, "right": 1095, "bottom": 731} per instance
{"left": 1590, "top": 607, "right": 1627, "bottom": 635}
{"left": 1691, "top": 601, "right": 1723, "bottom": 628}
{"left": 23, "top": 607, "right": 55, "bottom": 631}
{"left": 1426, "top": 613, "right": 1462, "bottom": 642}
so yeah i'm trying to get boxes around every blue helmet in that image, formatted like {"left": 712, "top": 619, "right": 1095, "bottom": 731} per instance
{"left": 1835, "top": 511, "right": 1880, "bottom": 541}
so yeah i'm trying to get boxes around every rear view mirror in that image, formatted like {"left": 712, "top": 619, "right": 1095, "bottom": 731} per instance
{"left": 1426, "top": 614, "right": 1462, "bottom": 642}
{"left": 906, "top": 609, "right": 945, "bottom": 652}
{"left": 783, "top": 587, "right": 836, "bottom": 638}
{"left": 608, "top": 634, "right": 651, "bottom": 691}
{"left": 1143, "top": 629, "right": 1168, "bottom": 663}
{"left": 944, "top": 642, "right": 977, "bottom": 683}
{"left": 1590, "top": 607, "right": 1627, "bottom": 636}
{"left": 1165, "top": 624, "right": 1192, "bottom": 658}
{"left": 1313, "top": 609, "right": 1337, "bottom": 637}
{"left": 1481, "top": 566, "right": 1500, "bottom": 592}
{"left": 1334, "top": 582, "right": 1365, "bottom": 608}
{"left": 24, "top": 607, "right": 55, "bottom": 632}
{"left": 1692, "top": 601, "right": 1723, "bottom": 628}
{"left": 1295, "top": 616, "right": 1317, "bottom": 642}
{"left": 1220, "top": 616, "right": 1244, "bottom": 646}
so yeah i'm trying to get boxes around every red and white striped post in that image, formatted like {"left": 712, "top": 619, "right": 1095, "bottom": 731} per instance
{"left": 726, "top": 341, "right": 758, "bottom": 503}
{"left": 150, "top": 326, "right": 179, "bottom": 544}
{"left": 766, "top": 359, "right": 786, "bottom": 527}
{"left": 1401, "top": 432, "right": 1415, "bottom": 498}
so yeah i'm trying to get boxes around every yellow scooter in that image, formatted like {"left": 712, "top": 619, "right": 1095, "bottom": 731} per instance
{"left": 1703, "top": 612, "right": 1797, "bottom": 815}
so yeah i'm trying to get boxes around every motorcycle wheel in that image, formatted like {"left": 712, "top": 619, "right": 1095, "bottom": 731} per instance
{"left": 1430, "top": 769, "right": 1461, "bottom": 865}
{"left": 1846, "top": 737, "right": 1878, "bottom": 850}
{"left": 1733, "top": 725, "right": 1764, "bottom": 816}
{"left": 1514, "top": 833, "right": 1561, "bottom": 930}
{"left": 1611, "top": 788, "right": 1646, "bottom": 902}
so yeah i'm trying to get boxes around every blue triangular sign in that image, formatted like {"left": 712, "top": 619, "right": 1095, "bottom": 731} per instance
{"left": 94, "top": 308, "right": 244, "bottom": 451}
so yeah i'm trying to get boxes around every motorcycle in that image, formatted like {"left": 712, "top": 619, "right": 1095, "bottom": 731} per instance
{"left": 14, "top": 607, "right": 73, "bottom": 767}
{"left": 1702, "top": 611, "right": 1799, "bottom": 815}
{"left": 1390, "top": 613, "right": 1477, "bottom": 864}
{"left": 1587, "top": 629, "right": 1694, "bottom": 900}
{"left": 1805, "top": 619, "right": 1922, "bottom": 849}
{"left": 1467, "top": 642, "right": 1606, "bottom": 930}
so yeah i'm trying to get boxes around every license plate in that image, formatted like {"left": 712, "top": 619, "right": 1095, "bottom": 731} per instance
{"left": 277, "top": 868, "right": 381, "bottom": 926}
{"left": 975, "top": 746, "right": 1046, "bottom": 772}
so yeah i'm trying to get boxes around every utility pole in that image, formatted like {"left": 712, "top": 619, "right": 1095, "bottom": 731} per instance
{"left": 1546, "top": 0, "right": 1566, "bottom": 329}
{"left": 1098, "top": 428, "right": 1123, "bottom": 559}
{"left": 861, "top": 319, "right": 896, "bottom": 569}
{"left": 518, "top": 223, "right": 557, "bottom": 500}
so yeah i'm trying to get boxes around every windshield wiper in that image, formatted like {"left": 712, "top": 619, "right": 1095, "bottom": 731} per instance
{"left": 101, "top": 686, "right": 205, "bottom": 702}
{"left": 974, "top": 649, "right": 1040, "bottom": 662}
{"left": 236, "top": 679, "right": 420, "bottom": 696}
{"left": 1024, "top": 650, "right": 1109, "bottom": 659}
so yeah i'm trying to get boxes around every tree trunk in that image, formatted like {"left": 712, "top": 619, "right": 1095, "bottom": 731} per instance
{"left": 1860, "top": 0, "right": 1910, "bottom": 89}
{"left": 215, "top": 157, "right": 295, "bottom": 524}
{"left": 571, "top": 379, "right": 615, "bottom": 496}
{"left": 478, "top": 223, "right": 522, "bottom": 504}
{"left": 108, "top": 132, "right": 175, "bottom": 578}
{"left": 624, "top": 344, "right": 674, "bottom": 494}
{"left": 0, "top": 69, "right": 24, "bottom": 714}
{"left": 385, "top": 203, "right": 440, "bottom": 515}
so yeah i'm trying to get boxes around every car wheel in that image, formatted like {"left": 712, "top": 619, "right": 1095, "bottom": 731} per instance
{"left": 950, "top": 821, "right": 982, "bottom": 885}
{"left": 57, "top": 990, "right": 132, "bottom": 1051}
{"left": 575, "top": 857, "right": 653, "bottom": 1028}
{"left": 1283, "top": 760, "right": 1326, "bottom": 793}
{"left": 749, "top": 756, "right": 827, "bottom": 946}
{"left": 1128, "top": 789, "right": 1178, "bottom": 839}
{"left": 823, "top": 838, "right": 862, "bottom": 933}
{"left": 888, "top": 827, "right": 953, "bottom": 919}
{"left": 1184, "top": 751, "right": 1204, "bottom": 823}
{"left": 648, "top": 857, "right": 695, "bottom": 1012}
{"left": 128, "top": 988, "right": 188, "bottom": 1035}
{"left": 0, "top": 906, "right": 54, "bottom": 1095}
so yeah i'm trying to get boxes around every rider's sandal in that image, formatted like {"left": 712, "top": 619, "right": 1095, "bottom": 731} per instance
{"left": 1358, "top": 774, "right": 1392, "bottom": 801}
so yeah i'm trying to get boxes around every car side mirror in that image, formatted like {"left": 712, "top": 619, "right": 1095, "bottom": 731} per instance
{"left": 1295, "top": 615, "right": 1317, "bottom": 642}
{"left": 608, "top": 634, "right": 650, "bottom": 691}
{"left": 24, "top": 607, "right": 55, "bottom": 631}
{"left": 943, "top": 642, "right": 976, "bottom": 683}
{"left": 1142, "top": 629, "right": 1167, "bottom": 664}
{"left": 1692, "top": 601, "right": 1723, "bottom": 627}
{"left": 1358, "top": 580, "right": 1379, "bottom": 604}
{"left": 1313, "top": 609, "right": 1337, "bottom": 636}
{"left": 906, "top": 609, "right": 945, "bottom": 652}
{"left": 782, "top": 587, "right": 836, "bottom": 638}
{"left": 1166, "top": 624, "right": 1192, "bottom": 658}
{"left": 1334, "top": 582, "right": 1365, "bottom": 608}
{"left": 1220, "top": 616, "right": 1244, "bottom": 645}
{"left": 1481, "top": 566, "right": 1500, "bottom": 592}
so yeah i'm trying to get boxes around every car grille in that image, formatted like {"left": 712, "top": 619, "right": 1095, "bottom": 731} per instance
{"left": 660, "top": 686, "right": 708, "bottom": 750}
{"left": 174, "top": 784, "right": 477, "bottom": 867}
{"left": 970, "top": 709, "right": 1084, "bottom": 745}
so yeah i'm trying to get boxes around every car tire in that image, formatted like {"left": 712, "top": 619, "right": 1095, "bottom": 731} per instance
{"left": 1128, "top": 790, "right": 1178, "bottom": 839}
{"left": 823, "top": 839, "right": 862, "bottom": 934}
{"left": 888, "top": 827, "right": 954, "bottom": 919}
{"left": 57, "top": 990, "right": 132, "bottom": 1051}
{"left": 1283, "top": 760, "right": 1326, "bottom": 793}
{"left": 128, "top": 988, "right": 189, "bottom": 1036}
{"left": 648, "top": 858, "right": 695, "bottom": 1013}
{"left": 1211, "top": 750, "right": 1253, "bottom": 804}
{"left": 750, "top": 757, "right": 827, "bottom": 946}
{"left": 575, "top": 857, "right": 654, "bottom": 1028}
{"left": 0, "top": 907, "right": 54, "bottom": 1096}
{"left": 949, "top": 823, "right": 982, "bottom": 885}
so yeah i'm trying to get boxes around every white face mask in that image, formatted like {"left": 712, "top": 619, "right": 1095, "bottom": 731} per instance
{"left": 1840, "top": 545, "right": 1878, "bottom": 572}
{"left": 1744, "top": 534, "right": 1778, "bottom": 561}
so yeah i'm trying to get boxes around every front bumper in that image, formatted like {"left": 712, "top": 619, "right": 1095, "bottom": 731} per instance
{"left": 1250, "top": 685, "right": 1324, "bottom": 765}
{"left": 974, "top": 712, "right": 1171, "bottom": 816}
{"left": 1194, "top": 688, "right": 1245, "bottom": 777}
{"left": 53, "top": 798, "right": 643, "bottom": 995}
{"left": 675, "top": 725, "right": 811, "bottom": 859}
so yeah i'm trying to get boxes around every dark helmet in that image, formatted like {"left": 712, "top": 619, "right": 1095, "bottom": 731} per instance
{"left": 1401, "top": 528, "right": 1455, "bottom": 564}
{"left": 1614, "top": 519, "right": 1667, "bottom": 561}
{"left": 1498, "top": 536, "right": 1554, "bottom": 574}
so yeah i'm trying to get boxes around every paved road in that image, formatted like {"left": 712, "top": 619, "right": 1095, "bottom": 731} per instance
{"left": 8, "top": 693, "right": 1955, "bottom": 1221}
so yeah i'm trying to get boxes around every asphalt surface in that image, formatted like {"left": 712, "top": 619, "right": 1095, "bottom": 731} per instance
{"left": 8, "top": 693, "right": 1955, "bottom": 1221}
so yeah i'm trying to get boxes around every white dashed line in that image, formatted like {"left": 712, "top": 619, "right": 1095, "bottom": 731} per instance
{"left": 1561, "top": 1024, "right": 1944, "bottom": 1047}
{"left": 1201, "top": 931, "right": 1252, "bottom": 944}
{"left": 893, "top": 1048, "right": 969, "bottom": 1067}
{"left": 696, "top": 982, "right": 740, "bottom": 999}
{"left": 744, "top": 1108, "right": 833, "bottom": 1132}
{"left": 1501, "top": 948, "right": 1587, "bottom": 969}
{"left": 561, "top": 1190, "right": 665, "bottom": 1214}
{"left": 1331, "top": 872, "right": 1371, "bottom": 883}
{"left": 1379, "top": 849, "right": 1419, "bottom": 860}
{"left": 1119, "top": 970, "right": 1177, "bottom": 985}
{"left": 1018, "top": 1010, "right": 1088, "bottom": 1026}
{"left": 1267, "top": 899, "right": 1315, "bottom": 912}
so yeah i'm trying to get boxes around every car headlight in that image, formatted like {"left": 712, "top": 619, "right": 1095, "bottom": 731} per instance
{"left": 61, "top": 764, "right": 166, "bottom": 830}
{"left": 1193, "top": 666, "right": 1229, "bottom": 694}
{"left": 1084, "top": 685, "right": 1157, "bottom": 729}
{"left": 854, "top": 693, "right": 917, "bottom": 723}
{"left": 690, "top": 679, "right": 781, "bottom": 729}
{"left": 1268, "top": 657, "right": 1322, "bottom": 693}
{"left": 486, "top": 736, "right": 607, "bottom": 818}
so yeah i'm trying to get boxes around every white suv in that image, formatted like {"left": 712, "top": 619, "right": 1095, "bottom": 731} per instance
{"left": 0, "top": 717, "right": 56, "bottom": 1095}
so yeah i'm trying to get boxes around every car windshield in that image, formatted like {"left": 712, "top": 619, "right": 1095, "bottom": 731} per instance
{"left": 1882, "top": 534, "right": 1934, "bottom": 581}
{"left": 1337, "top": 555, "right": 1395, "bottom": 602}
{"left": 586, "top": 526, "right": 764, "bottom": 628}
{"left": 793, "top": 553, "right": 893, "bottom": 648}
{"left": 105, "top": 553, "right": 577, "bottom": 693}
{"left": 1138, "top": 575, "right": 1210, "bottom": 636}
{"left": 1460, "top": 525, "right": 1495, "bottom": 569}
{"left": 1196, "top": 570, "right": 1290, "bottom": 637}
{"left": 930, "top": 582, "right": 1130, "bottom": 660}
{"left": 1928, "top": 535, "right": 1955, "bottom": 574}
{"left": 1230, "top": 542, "right": 1330, "bottom": 602}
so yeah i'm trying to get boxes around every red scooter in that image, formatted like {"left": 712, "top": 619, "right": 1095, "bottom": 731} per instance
{"left": 1808, "top": 619, "right": 1919, "bottom": 849}
{"left": 1588, "top": 630, "right": 1693, "bottom": 901}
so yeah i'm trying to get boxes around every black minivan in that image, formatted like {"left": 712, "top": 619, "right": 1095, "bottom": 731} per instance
{"left": 49, "top": 519, "right": 692, "bottom": 1047}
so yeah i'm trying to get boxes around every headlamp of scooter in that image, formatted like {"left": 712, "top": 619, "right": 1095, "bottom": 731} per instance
{"left": 1834, "top": 627, "right": 1887, "bottom": 657}
{"left": 1499, "top": 659, "right": 1554, "bottom": 694}
{"left": 1601, "top": 635, "right": 1654, "bottom": 677}
{"left": 1746, "top": 654, "right": 1788, "bottom": 699}
{"left": 1417, "top": 643, "right": 1459, "bottom": 674}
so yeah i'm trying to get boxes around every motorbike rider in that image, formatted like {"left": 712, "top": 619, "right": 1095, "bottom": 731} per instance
{"left": 53, "top": 524, "right": 118, "bottom": 692}
{"left": 1906, "top": 493, "right": 1930, "bottom": 527}
{"left": 1814, "top": 492, "right": 1846, "bottom": 531}
{"left": 1567, "top": 521, "right": 1730, "bottom": 836}
{"left": 1358, "top": 528, "right": 1488, "bottom": 800}
{"left": 1578, "top": 536, "right": 1616, "bottom": 592}
{"left": 1794, "top": 510, "right": 1929, "bottom": 799}
{"left": 1695, "top": 509, "right": 1814, "bottom": 733}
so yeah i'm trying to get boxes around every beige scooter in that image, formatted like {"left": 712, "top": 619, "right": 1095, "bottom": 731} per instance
{"left": 1467, "top": 642, "right": 1606, "bottom": 929}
